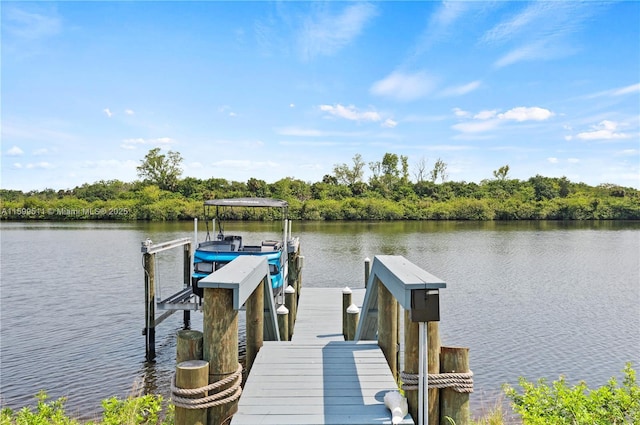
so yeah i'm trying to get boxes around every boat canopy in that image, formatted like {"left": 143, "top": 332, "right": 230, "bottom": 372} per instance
{"left": 204, "top": 198, "right": 288, "bottom": 208}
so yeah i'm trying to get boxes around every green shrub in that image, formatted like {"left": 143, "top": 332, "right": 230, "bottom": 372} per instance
{"left": 504, "top": 363, "right": 639, "bottom": 424}
{"left": 0, "top": 391, "right": 174, "bottom": 425}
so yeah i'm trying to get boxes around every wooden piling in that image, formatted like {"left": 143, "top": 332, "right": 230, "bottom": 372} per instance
{"left": 277, "top": 305, "right": 289, "bottom": 342}
{"left": 440, "top": 347, "right": 470, "bottom": 425}
{"left": 203, "top": 287, "right": 238, "bottom": 425}
{"left": 404, "top": 311, "right": 419, "bottom": 422}
{"left": 245, "top": 278, "right": 264, "bottom": 376}
{"left": 378, "top": 278, "right": 398, "bottom": 380}
{"left": 342, "top": 287, "right": 352, "bottom": 340}
{"left": 177, "top": 330, "right": 203, "bottom": 364}
{"left": 285, "top": 285, "right": 296, "bottom": 340}
{"left": 175, "top": 360, "right": 209, "bottom": 425}
{"left": 143, "top": 252, "right": 156, "bottom": 361}
{"left": 346, "top": 303, "right": 360, "bottom": 341}
{"left": 404, "top": 312, "right": 441, "bottom": 424}
{"left": 428, "top": 321, "right": 441, "bottom": 425}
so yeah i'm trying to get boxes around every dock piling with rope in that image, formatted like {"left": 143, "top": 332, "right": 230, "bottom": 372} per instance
{"left": 143, "top": 236, "right": 472, "bottom": 425}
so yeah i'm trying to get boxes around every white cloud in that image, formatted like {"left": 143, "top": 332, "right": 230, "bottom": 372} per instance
{"left": 319, "top": 104, "right": 381, "bottom": 123}
{"left": 7, "top": 146, "right": 24, "bottom": 156}
{"left": 3, "top": 6, "right": 61, "bottom": 40}
{"left": 439, "top": 80, "right": 481, "bottom": 97}
{"left": 120, "top": 137, "right": 176, "bottom": 150}
{"left": 452, "top": 119, "right": 501, "bottom": 133}
{"left": 26, "top": 161, "right": 53, "bottom": 169}
{"left": 370, "top": 71, "right": 436, "bottom": 101}
{"left": 382, "top": 119, "right": 398, "bottom": 128}
{"left": 452, "top": 106, "right": 554, "bottom": 134}
{"left": 299, "top": 3, "right": 377, "bottom": 60}
{"left": 612, "top": 83, "right": 640, "bottom": 96}
{"left": 452, "top": 108, "right": 470, "bottom": 118}
{"left": 567, "top": 158, "right": 580, "bottom": 164}
{"left": 547, "top": 157, "right": 559, "bottom": 164}
{"left": 103, "top": 108, "right": 113, "bottom": 118}
{"left": 13, "top": 163, "right": 23, "bottom": 169}
{"left": 498, "top": 106, "right": 554, "bottom": 122}
{"left": 575, "top": 120, "right": 632, "bottom": 141}
{"left": 289, "top": 103, "right": 296, "bottom": 108}
{"left": 483, "top": 2, "right": 597, "bottom": 68}
{"left": 125, "top": 109, "right": 135, "bottom": 115}
{"left": 474, "top": 110, "right": 498, "bottom": 120}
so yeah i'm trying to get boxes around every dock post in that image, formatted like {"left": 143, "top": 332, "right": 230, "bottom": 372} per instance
{"left": 174, "top": 360, "right": 209, "bottom": 425}
{"left": 378, "top": 278, "right": 398, "bottom": 380}
{"left": 177, "top": 330, "right": 203, "bottom": 364}
{"left": 346, "top": 303, "right": 360, "bottom": 341}
{"left": 277, "top": 305, "right": 289, "bottom": 342}
{"left": 440, "top": 347, "right": 470, "bottom": 425}
{"left": 404, "top": 313, "right": 440, "bottom": 424}
{"left": 203, "top": 287, "right": 240, "bottom": 425}
{"left": 246, "top": 278, "right": 264, "bottom": 376}
{"left": 143, "top": 252, "right": 156, "bottom": 362}
{"left": 285, "top": 285, "right": 296, "bottom": 340}
{"left": 183, "top": 242, "right": 192, "bottom": 329}
{"left": 342, "top": 287, "right": 352, "bottom": 340}
{"left": 428, "top": 322, "right": 440, "bottom": 425}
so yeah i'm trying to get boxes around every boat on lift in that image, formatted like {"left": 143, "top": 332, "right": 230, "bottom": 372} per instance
{"left": 191, "top": 197, "right": 298, "bottom": 298}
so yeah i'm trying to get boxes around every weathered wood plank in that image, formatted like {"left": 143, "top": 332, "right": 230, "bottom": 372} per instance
{"left": 231, "top": 287, "right": 414, "bottom": 425}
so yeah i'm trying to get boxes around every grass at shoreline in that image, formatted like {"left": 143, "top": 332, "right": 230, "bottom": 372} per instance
{"left": 2, "top": 364, "right": 637, "bottom": 424}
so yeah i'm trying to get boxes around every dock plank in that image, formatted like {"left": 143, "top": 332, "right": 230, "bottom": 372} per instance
{"left": 231, "top": 288, "right": 414, "bottom": 425}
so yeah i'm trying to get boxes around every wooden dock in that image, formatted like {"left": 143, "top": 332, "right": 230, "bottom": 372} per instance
{"left": 231, "top": 288, "right": 414, "bottom": 425}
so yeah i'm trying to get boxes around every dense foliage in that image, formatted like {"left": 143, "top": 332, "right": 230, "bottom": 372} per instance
{"left": 504, "top": 363, "right": 639, "bottom": 425}
{"left": 1, "top": 151, "right": 638, "bottom": 221}
{"left": 0, "top": 391, "right": 173, "bottom": 425}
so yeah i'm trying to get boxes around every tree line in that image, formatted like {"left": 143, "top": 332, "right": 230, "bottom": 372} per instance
{"left": 1, "top": 148, "right": 638, "bottom": 221}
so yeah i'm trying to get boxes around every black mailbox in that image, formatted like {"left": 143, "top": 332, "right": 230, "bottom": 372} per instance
{"left": 410, "top": 289, "right": 440, "bottom": 322}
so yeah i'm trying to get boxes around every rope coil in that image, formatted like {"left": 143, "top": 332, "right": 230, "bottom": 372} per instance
{"left": 171, "top": 364, "right": 243, "bottom": 409}
{"left": 400, "top": 370, "right": 474, "bottom": 393}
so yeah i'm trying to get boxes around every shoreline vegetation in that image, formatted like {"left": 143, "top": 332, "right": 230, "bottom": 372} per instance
{"left": 2, "top": 364, "right": 637, "bottom": 424}
{"left": 2, "top": 150, "right": 639, "bottom": 221}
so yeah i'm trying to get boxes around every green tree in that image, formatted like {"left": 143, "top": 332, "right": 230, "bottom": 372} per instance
{"left": 333, "top": 154, "right": 365, "bottom": 186}
{"left": 493, "top": 165, "right": 510, "bottom": 181}
{"left": 429, "top": 158, "right": 448, "bottom": 183}
{"left": 136, "top": 148, "right": 183, "bottom": 191}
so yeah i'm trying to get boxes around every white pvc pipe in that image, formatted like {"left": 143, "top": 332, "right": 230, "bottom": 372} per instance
{"left": 419, "top": 321, "right": 428, "bottom": 425}
{"left": 193, "top": 218, "right": 198, "bottom": 246}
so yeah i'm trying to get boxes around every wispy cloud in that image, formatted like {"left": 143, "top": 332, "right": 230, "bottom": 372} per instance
{"left": 452, "top": 106, "right": 554, "bottom": 133}
{"left": 438, "top": 80, "right": 481, "bottom": 98}
{"left": 299, "top": 3, "right": 377, "bottom": 60}
{"left": 482, "top": 2, "right": 602, "bottom": 68}
{"left": 583, "top": 83, "right": 640, "bottom": 99}
{"left": 319, "top": 104, "right": 381, "bottom": 122}
{"left": 103, "top": 108, "right": 113, "bottom": 118}
{"left": 568, "top": 120, "right": 633, "bottom": 141}
{"left": 6, "top": 146, "right": 25, "bottom": 156}
{"left": 370, "top": 70, "right": 437, "bottom": 102}
{"left": 120, "top": 137, "right": 175, "bottom": 150}
{"left": 3, "top": 5, "right": 61, "bottom": 40}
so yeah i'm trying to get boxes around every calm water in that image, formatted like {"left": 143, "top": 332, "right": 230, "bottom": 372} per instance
{"left": 1, "top": 220, "right": 639, "bottom": 419}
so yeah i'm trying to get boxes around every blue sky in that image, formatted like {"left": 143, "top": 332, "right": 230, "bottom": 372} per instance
{"left": 2, "top": 1, "right": 639, "bottom": 192}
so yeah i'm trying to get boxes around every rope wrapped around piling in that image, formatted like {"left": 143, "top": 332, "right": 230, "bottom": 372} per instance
{"left": 400, "top": 370, "right": 474, "bottom": 393}
{"left": 171, "top": 364, "right": 243, "bottom": 409}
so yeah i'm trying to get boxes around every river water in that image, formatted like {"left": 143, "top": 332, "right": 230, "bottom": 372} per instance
{"left": 1, "top": 220, "right": 639, "bottom": 419}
